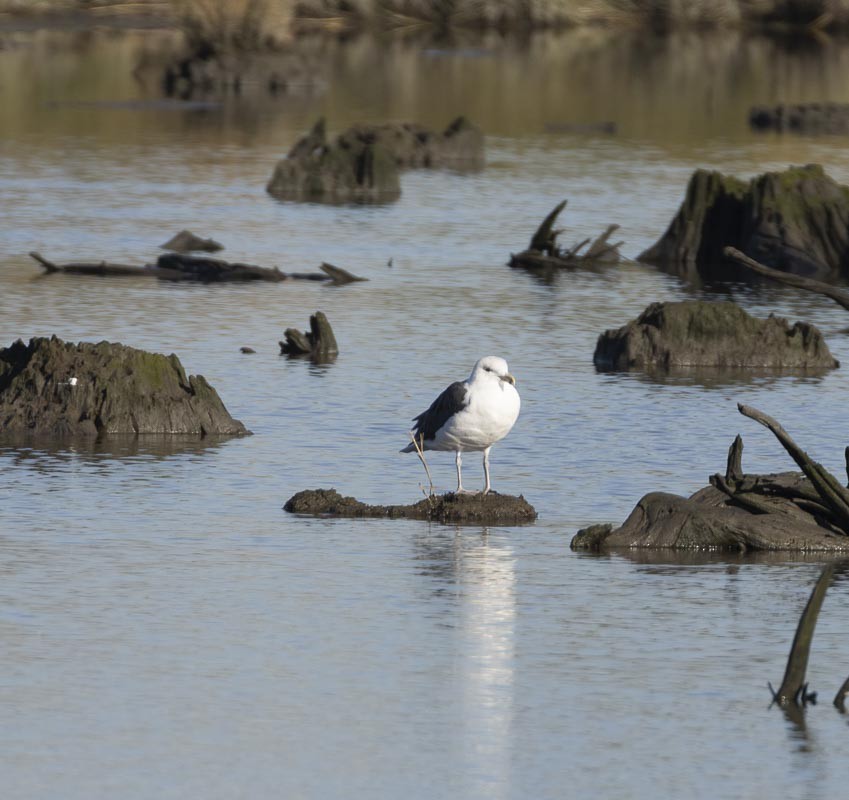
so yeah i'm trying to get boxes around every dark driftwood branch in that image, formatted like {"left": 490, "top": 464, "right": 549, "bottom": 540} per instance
{"left": 511, "top": 202, "right": 623, "bottom": 272}
{"left": 772, "top": 564, "right": 835, "bottom": 707}
{"left": 319, "top": 262, "right": 368, "bottom": 285}
{"left": 834, "top": 673, "right": 849, "bottom": 711}
{"left": 738, "top": 403, "right": 849, "bottom": 531}
{"left": 30, "top": 251, "right": 365, "bottom": 285}
{"left": 845, "top": 446, "right": 849, "bottom": 488}
{"left": 724, "top": 246, "right": 849, "bottom": 312}
{"left": 585, "top": 224, "right": 621, "bottom": 258}
{"left": 726, "top": 434, "right": 744, "bottom": 482}
{"left": 30, "top": 251, "right": 143, "bottom": 276}
{"left": 530, "top": 199, "right": 567, "bottom": 253}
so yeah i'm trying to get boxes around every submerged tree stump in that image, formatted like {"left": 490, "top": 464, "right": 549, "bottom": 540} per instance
{"left": 638, "top": 164, "right": 849, "bottom": 280}
{"left": 0, "top": 336, "right": 249, "bottom": 437}
{"left": 593, "top": 300, "right": 839, "bottom": 371}
{"left": 509, "top": 199, "right": 623, "bottom": 274}
{"left": 284, "top": 488, "right": 537, "bottom": 525}
{"left": 266, "top": 117, "right": 484, "bottom": 204}
{"left": 279, "top": 311, "right": 338, "bottom": 360}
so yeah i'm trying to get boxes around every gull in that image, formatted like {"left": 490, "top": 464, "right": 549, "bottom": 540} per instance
{"left": 401, "top": 356, "right": 520, "bottom": 494}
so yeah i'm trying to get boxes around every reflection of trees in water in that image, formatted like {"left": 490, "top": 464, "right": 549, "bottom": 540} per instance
{"left": 10, "top": 26, "right": 849, "bottom": 145}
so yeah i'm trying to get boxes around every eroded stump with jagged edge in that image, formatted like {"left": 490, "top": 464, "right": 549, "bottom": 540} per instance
{"left": 593, "top": 300, "right": 839, "bottom": 371}
{"left": 0, "top": 336, "right": 249, "bottom": 437}
{"left": 639, "top": 164, "right": 849, "bottom": 280}
{"left": 279, "top": 311, "right": 338, "bottom": 360}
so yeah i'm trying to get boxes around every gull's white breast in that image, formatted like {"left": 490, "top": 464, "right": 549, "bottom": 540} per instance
{"left": 432, "top": 380, "right": 520, "bottom": 452}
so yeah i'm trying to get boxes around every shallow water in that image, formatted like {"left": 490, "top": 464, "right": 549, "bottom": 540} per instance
{"left": 4, "top": 25, "right": 849, "bottom": 798}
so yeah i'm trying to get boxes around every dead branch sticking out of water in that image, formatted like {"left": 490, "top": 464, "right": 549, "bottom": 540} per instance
{"left": 770, "top": 564, "right": 835, "bottom": 709}
{"left": 509, "top": 199, "right": 623, "bottom": 274}
{"left": 724, "top": 246, "right": 849, "bottom": 313}
{"left": 737, "top": 404, "right": 849, "bottom": 532}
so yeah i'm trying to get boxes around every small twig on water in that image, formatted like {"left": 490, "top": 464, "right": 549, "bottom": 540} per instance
{"left": 410, "top": 432, "right": 434, "bottom": 497}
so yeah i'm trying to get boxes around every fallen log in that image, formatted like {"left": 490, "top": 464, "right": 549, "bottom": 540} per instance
{"left": 154, "top": 253, "right": 286, "bottom": 282}
{"left": 30, "top": 251, "right": 367, "bottom": 285}
{"left": 509, "top": 200, "right": 623, "bottom": 273}
{"left": 30, "top": 251, "right": 145, "bottom": 277}
{"left": 724, "top": 246, "right": 849, "bottom": 313}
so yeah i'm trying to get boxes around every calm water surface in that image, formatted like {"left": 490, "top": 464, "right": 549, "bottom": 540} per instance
{"left": 4, "top": 25, "right": 849, "bottom": 799}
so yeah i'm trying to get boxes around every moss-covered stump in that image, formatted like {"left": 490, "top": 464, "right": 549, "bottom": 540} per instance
{"left": 593, "top": 300, "right": 838, "bottom": 371}
{"left": 0, "top": 336, "right": 249, "bottom": 437}
{"left": 639, "top": 164, "right": 849, "bottom": 280}
{"left": 266, "top": 118, "right": 401, "bottom": 204}
{"left": 284, "top": 488, "right": 537, "bottom": 525}
{"left": 266, "top": 117, "right": 484, "bottom": 204}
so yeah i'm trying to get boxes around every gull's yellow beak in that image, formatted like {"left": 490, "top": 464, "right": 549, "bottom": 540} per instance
{"left": 501, "top": 373, "right": 516, "bottom": 386}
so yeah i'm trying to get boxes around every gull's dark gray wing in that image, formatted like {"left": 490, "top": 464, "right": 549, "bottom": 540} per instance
{"left": 412, "top": 381, "right": 469, "bottom": 442}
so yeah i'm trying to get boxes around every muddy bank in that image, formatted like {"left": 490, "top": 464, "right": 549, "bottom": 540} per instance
{"left": 594, "top": 300, "right": 839, "bottom": 371}
{"left": 0, "top": 336, "right": 249, "bottom": 437}
{"left": 285, "top": 488, "right": 537, "bottom": 525}
{"left": 639, "top": 164, "right": 849, "bottom": 281}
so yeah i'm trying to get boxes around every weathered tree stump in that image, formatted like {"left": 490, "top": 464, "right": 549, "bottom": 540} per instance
{"left": 0, "top": 336, "right": 249, "bottom": 438}
{"left": 639, "top": 164, "right": 849, "bottom": 281}
{"left": 279, "top": 311, "right": 338, "bottom": 360}
{"left": 266, "top": 116, "right": 484, "bottom": 204}
{"left": 509, "top": 200, "right": 623, "bottom": 274}
{"left": 593, "top": 300, "right": 838, "bottom": 371}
